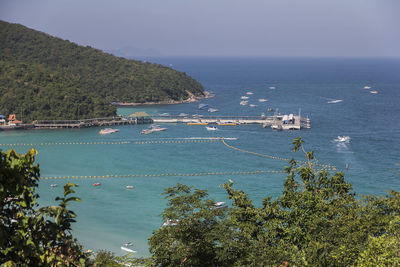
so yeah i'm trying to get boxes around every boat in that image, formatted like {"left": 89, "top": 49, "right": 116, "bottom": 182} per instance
{"left": 162, "top": 219, "right": 179, "bottom": 227}
{"left": 335, "top": 136, "right": 351, "bottom": 143}
{"left": 141, "top": 125, "right": 167, "bottom": 134}
{"left": 124, "top": 242, "right": 133, "bottom": 247}
{"left": 159, "top": 113, "right": 170, "bottom": 116}
{"left": 267, "top": 108, "right": 274, "bottom": 112}
{"left": 121, "top": 246, "right": 136, "bottom": 253}
{"left": 370, "top": 91, "right": 378, "bottom": 94}
{"left": 258, "top": 99, "right": 268, "bottom": 102}
{"left": 269, "top": 86, "right": 276, "bottom": 89}
{"left": 363, "top": 86, "right": 372, "bottom": 89}
{"left": 249, "top": 104, "right": 257, "bottom": 107}
{"left": 50, "top": 184, "right": 58, "bottom": 187}
{"left": 241, "top": 96, "right": 249, "bottom": 100}
{"left": 187, "top": 122, "right": 208, "bottom": 125}
{"left": 98, "top": 128, "right": 119, "bottom": 135}
{"left": 327, "top": 99, "right": 343, "bottom": 104}
{"left": 93, "top": 183, "right": 101, "bottom": 186}
{"left": 198, "top": 103, "right": 209, "bottom": 110}
{"left": 217, "top": 122, "right": 237, "bottom": 126}
{"left": 178, "top": 113, "right": 188, "bottom": 117}
{"left": 213, "top": 202, "right": 227, "bottom": 209}
{"left": 126, "top": 185, "right": 134, "bottom": 189}
{"left": 246, "top": 92, "right": 253, "bottom": 95}
{"left": 206, "top": 126, "right": 218, "bottom": 131}
{"left": 208, "top": 108, "right": 219, "bottom": 112}
{"left": 240, "top": 101, "right": 248, "bottom": 106}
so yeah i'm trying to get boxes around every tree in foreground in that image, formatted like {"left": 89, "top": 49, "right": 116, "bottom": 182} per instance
{"left": 148, "top": 137, "right": 400, "bottom": 266}
{"left": 0, "top": 149, "right": 88, "bottom": 266}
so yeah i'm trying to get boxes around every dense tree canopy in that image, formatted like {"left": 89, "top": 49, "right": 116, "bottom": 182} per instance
{"left": 0, "top": 20, "right": 205, "bottom": 122}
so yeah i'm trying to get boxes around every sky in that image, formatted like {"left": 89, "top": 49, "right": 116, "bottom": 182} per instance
{"left": 1, "top": 0, "right": 399, "bottom": 57}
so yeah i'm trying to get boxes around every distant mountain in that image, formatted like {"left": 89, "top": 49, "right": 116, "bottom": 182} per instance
{"left": 0, "top": 20, "right": 204, "bottom": 122}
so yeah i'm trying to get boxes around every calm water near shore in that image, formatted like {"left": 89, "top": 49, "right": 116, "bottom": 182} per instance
{"left": 1, "top": 57, "right": 399, "bottom": 256}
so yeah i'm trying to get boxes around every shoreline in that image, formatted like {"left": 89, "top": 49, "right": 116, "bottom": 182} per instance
{"left": 112, "top": 91, "right": 213, "bottom": 107}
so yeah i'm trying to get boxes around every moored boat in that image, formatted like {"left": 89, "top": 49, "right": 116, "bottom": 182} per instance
{"left": 206, "top": 126, "right": 218, "bottom": 131}
{"left": 240, "top": 101, "right": 248, "bottom": 106}
{"left": 98, "top": 128, "right": 119, "bottom": 135}
{"left": 141, "top": 125, "right": 167, "bottom": 134}
{"left": 208, "top": 108, "right": 219, "bottom": 112}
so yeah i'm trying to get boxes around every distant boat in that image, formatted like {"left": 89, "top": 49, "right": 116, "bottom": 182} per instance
{"left": 206, "top": 126, "right": 218, "bottom": 131}
{"left": 249, "top": 104, "right": 257, "bottom": 107}
{"left": 99, "top": 128, "right": 119, "bottom": 135}
{"left": 50, "top": 184, "right": 58, "bottom": 187}
{"left": 121, "top": 246, "right": 136, "bottom": 253}
{"left": 240, "top": 101, "right": 248, "bottom": 106}
{"left": 267, "top": 108, "right": 274, "bottom": 112}
{"left": 370, "top": 91, "right": 378, "bottom": 94}
{"left": 93, "top": 183, "right": 101, "bottom": 187}
{"left": 327, "top": 99, "right": 343, "bottom": 104}
{"left": 213, "top": 202, "right": 227, "bottom": 209}
{"left": 246, "top": 92, "right": 253, "bottom": 95}
{"left": 198, "top": 103, "right": 209, "bottom": 110}
{"left": 141, "top": 125, "right": 167, "bottom": 134}
{"left": 258, "top": 99, "right": 268, "bottom": 102}
{"left": 363, "top": 86, "right": 372, "bottom": 89}
{"left": 208, "top": 108, "right": 219, "bottom": 112}
{"left": 178, "top": 113, "right": 188, "bottom": 117}
{"left": 241, "top": 96, "right": 249, "bottom": 100}
{"left": 269, "top": 86, "right": 276, "bottom": 89}
{"left": 126, "top": 185, "right": 134, "bottom": 189}
{"left": 159, "top": 113, "right": 170, "bottom": 116}
{"left": 334, "top": 136, "right": 350, "bottom": 143}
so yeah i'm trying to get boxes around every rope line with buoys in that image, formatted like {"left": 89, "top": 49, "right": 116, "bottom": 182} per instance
{"left": 0, "top": 139, "right": 220, "bottom": 147}
{"left": 40, "top": 170, "right": 284, "bottom": 180}
{"left": 220, "top": 138, "right": 336, "bottom": 170}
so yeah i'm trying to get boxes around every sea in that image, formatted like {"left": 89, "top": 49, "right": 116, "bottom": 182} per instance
{"left": 1, "top": 57, "right": 399, "bottom": 257}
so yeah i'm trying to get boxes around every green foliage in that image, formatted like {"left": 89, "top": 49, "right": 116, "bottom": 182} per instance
{"left": 0, "top": 20, "right": 205, "bottom": 122}
{"left": 148, "top": 138, "right": 400, "bottom": 266}
{"left": 0, "top": 149, "right": 88, "bottom": 266}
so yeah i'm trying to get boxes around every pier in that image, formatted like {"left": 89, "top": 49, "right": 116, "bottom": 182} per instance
{"left": 152, "top": 114, "right": 310, "bottom": 129}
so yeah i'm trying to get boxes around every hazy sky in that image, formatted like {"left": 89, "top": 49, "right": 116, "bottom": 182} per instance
{"left": 1, "top": 0, "right": 399, "bottom": 57}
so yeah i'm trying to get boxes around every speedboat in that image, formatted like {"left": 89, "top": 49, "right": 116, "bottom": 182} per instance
{"left": 327, "top": 99, "right": 343, "bottom": 104}
{"left": 335, "top": 136, "right": 351, "bottom": 143}
{"left": 241, "top": 96, "right": 249, "bottom": 100}
{"left": 98, "top": 128, "right": 119, "bottom": 135}
{"left": 178, "top": 113, "right": 188, "bottom": 117}
{"left": 258, "top": 99, "right": 268, "bottom": 102}
{"left": 249, "top": 104, "right": 257, "bottom": 107}
{"left": 198, "top": 103, "right": 209, "bottom": 110}
{"left": 121, "top": 246, "right": 136, "bottom": 253}
{"left": 246, "top": 92, "right": 253, "bottom": 95}
{"left": 208, "top": 108, "right": 219, "bottom": 112}
{"left": 363, "top": 86, "right": 372, "bottom": 89}
{"left": 240, "top": 101, "right": 248, "bottom": 106}
{"left": 206, "top": 126, "right": 218, "bottom": 131}
{"left": 124, "top": 242, "right": 133, "bottom": 247}
{"left": 269, "top": 86, "right": 276, "bottom": 89}
{"left": 213, "top": 202, "right": 227, "bottom": 209}
{"left": 93, "top": 183, "right": 101, "bottom": 186}
{"left": 50, "top": 184, "right": 58, "bottom": 187}
{"left": 141, "top": 125, "right": 167, "bottom": 134}
{"left": 126, "top": 185, "right": 134, "bottom": 189}
{"left": 159, "top": 113, "right": 170, "bottom": 116}
{"left": 370, "top": 91, "right": 378, "bottom": 94}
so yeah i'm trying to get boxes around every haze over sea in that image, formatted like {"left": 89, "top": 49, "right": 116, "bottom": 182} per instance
{"left": 1, "top": 57, "right": 399, "bottom": 256}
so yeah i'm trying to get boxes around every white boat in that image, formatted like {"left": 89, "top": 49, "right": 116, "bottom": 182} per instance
{"left": 249, "top": 104, "right": 257, "bottom": 107}
{"left": 124, "top": 242, "right": 133, "bottom": 247}
{"left": 327, "top": 99, "right": 343, "bottom": 104}
{"left": 178, "top": 113, "right": 188, "bottom": 117}
{"left": 269, "top": 86, "right": 276, "bottom": 89}
{"left": 126, "top": 185, "right": 134, "bottom": 189}
{"left": 162, "top": 219, "right": 179, "bottom": 227}
{"left": 121, "top": 246, "right": 136, "bottom": 253}
{"left": 240, "top": 101, "right": 248, "bottom": 106}
{"left": 246, "top": 92, "right": 253, "bottom": 95}
{"left": 206, "top": 126, "right": 218, "bottom": 131}
{"left": 258, "top": 99, "right": 268, "bottom": 102}
{"left": 241, "top": 96, "right": 249, "bottom": 100}
{"left": 50, "top": 184, "right": 58, "bottom": 187}
{"left": 141, "top": 125, "right": 167, "bottom": 134}
{"left": 370, "top": 91, "right": 378, "bottom": 94}
{"left": 159, "top": 113, "right": 170, "bottom": 116}
{"left": 208, "top": 108, "right": 219, "bottom": 112}
{"left": 213, "top": 202, "right": 227, "bottom": 209}
{"left": 363, "top": 86, "right": 372, "bottom": 89}
{"left": 98, "top": 128, "right": 119, "bottom": 135}
{"left": 335, "top": 136, "right": 351, "bottom": 143}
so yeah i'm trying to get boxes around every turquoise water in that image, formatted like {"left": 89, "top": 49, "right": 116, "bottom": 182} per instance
{"left": 1, "top": 57, "right": 399, "bottom": 256}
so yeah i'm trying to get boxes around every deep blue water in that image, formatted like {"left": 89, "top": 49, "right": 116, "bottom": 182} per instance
{"left": 1, "top": 57, "right": 399, "bottom": 256}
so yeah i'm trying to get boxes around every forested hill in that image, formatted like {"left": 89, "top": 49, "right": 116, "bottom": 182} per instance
{"left": 0, "top": 20, "right": 205, "bottom": 122}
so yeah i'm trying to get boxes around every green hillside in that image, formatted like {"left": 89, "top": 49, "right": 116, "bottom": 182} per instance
{"left": 0, "top": 20, "right": 205, "bottom": 122}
